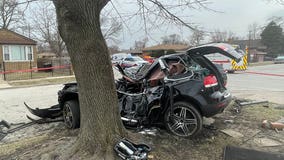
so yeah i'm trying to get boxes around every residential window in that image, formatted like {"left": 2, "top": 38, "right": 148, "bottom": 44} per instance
{"left": 10, "top": 46, "right": 26, "bottom": 60}
{"left": 27, "top": 46, "right": 33, "bottom": 60}
{"left": 3, "top": 46, "right": 10, "bottom": 61}
{"left": 2, "top": 45, "right": 33, "bottom": 61}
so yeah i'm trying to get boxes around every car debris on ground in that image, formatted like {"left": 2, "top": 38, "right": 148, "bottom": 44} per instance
{"left": 1, "top": 95, "right": 284, "bottom": 159}
{"left": 233, "top": 99, "right": 269, "bottom": 113}
{"left": 138, "top": 128, "right": 158, "bottom": 136}
{"left": 223, "top": 145, "right": 284, "bottom": 160}
{"left": 0, "top": 115, "right": 63, "bottom": 141}
{"left": 236, "top": 100, "right": 268, "bottom": 106}
{"left": 114, "top": 138, "right": 152, "bottom": 160}
{"left": 253, "top": 137, "right": 283, "bottom": 147}
{"left": 220, "top": 129, "right": 244, "bottom": 138}
{"left": 262, "top": 118, "right": 284, "bottom": 131}
{"left": 274, "top": 105, "right": 284, "bottom": 110}
{"left": 224, "top": 119, "right": 234, "bottom": 124}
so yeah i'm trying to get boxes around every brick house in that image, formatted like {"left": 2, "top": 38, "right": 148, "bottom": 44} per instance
{"left": 0, "top": 29, "right": 37, "bottom": 72}
{"left": 142, "top": 44, "right": 189, "bottom": 57}
{"left": 229, "top": 39, "right": 267, "bottom": 62}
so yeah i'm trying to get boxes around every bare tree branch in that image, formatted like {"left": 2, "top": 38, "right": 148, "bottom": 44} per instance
{"left": 0, "top": 0, "right": 20, "bottom": 29}
{"left": 274, "top": 0, "right": 284, "bottom": 4}
{"left": 146, "top": 0, "right": 197, "bottom": 31}
{"left": 189, "top": 28, "right": 205, "bottom": 46}
{"left": 109, "top": 1, "right": 131, "bottom": 34}
{"left": 101, "top": 16, "right": 123, "bottom": 44}
{"left": 30, "top": 1, "right": 65, "bottom": 56}
{"left": 0, "top": 0, "right": 41, "bottom": 29}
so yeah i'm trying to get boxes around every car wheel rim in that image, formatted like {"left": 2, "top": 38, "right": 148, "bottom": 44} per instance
{"left": 63, "top": 104, "right": 73, "bottom": 128}
{"left": 167, "top": 106, "right": 198, "bottom": 137}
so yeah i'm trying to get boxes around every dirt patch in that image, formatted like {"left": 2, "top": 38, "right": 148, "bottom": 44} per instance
{"left": 231, "top": 90, "right": 284, "bottom": 105}
{"left": 0, "top": 134, "right": 49, "bottom": 156}
{"left": 1, "top": 100, "right": 284, "bottom": 160}
{"left": 0, "top": 123, "right": 79, "bottom": 160}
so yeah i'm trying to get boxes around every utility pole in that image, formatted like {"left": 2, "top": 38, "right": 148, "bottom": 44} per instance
{"left": 248, "top": 30, "right": 252, "bottom": 65}
{"left": 28, "top": 24, "right": 31, "bottom": 38}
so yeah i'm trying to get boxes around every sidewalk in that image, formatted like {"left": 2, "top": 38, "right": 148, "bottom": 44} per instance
{"left": 0, "top": 76, "right": 75, "bottom": 89}
{"left": 0, "top": 79, "right": 11, "bottom": 89}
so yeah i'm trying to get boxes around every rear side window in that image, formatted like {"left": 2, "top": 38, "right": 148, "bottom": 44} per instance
{"left": 124, "top": 58, "right": 134, "bottom": 61}
{"left": 112, "top": 56, "right": 118, "bottom": 60}
{"left": 112, "top": 54, "right": 128, "bottom": 60}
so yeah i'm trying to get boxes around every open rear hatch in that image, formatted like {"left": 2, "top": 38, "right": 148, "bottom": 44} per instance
{"left": 186, "top": 43, "right": 244, "bottom": 90}
{"left": 187, "top": 43, "right": 243, "bottom": 62}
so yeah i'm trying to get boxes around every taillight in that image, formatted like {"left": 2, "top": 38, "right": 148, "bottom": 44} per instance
{"left": 204, "top": 74, "right": 218, "bottom": 88}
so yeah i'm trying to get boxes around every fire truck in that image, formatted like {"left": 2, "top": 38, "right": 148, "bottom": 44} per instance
{"left": 205, "top": 45, "right": 248, "bottom": 73}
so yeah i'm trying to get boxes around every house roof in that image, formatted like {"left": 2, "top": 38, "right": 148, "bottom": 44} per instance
{"left": 142, "top": 44, "right": 189, "bottom": 51}
{"left": 251, "top": 49, "right": 267, "bottom": 55}
{"left": 228, "top": 39, "right": 266, "bottom": 50}
{"left": 37, "top": 52, "right": 57, "bottom": 57}
{"left": 120, "top": 49, "right": 143, "bottom": 54}
{"left": 0, "top": 29, "right": 37, "bottom": 45}
{"left": 129, "top": 49, "right": 143, "bottom": 54}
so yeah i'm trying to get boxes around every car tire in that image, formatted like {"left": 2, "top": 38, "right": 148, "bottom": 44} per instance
{"left": 164, "top": 102, "right": 202, "bottom": 137}
{"left": 63, "top": 100, "right": 80, "bottom": 129}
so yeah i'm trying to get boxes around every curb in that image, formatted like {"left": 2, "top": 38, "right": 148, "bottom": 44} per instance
{"left": 244, "top": 71, "right": 284, "bottom": 77}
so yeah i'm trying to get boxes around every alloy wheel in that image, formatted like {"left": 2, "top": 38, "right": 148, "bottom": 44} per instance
{"left": 63, "top": 103, "right": 74, "bottom": 128}
{"left": 167, "top": 106, "right": 199, "bottom": 137}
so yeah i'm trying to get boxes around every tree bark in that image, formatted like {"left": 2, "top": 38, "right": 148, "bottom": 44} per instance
{"left": 53, "top": 0, "right": 125, "bottom": 158}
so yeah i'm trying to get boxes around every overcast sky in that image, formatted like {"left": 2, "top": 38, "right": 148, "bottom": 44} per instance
{"left": 24, "top": 0, "right": 283, "bottom": 50}
{"left": 104, "top": 0, "right": 284, "bottom": 49}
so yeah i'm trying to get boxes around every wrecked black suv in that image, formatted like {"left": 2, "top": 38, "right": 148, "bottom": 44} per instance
{"left": 27, "top": 43, "right": 243, "bottom": 137}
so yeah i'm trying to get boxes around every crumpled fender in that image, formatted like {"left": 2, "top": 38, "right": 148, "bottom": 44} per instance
{"left": 24, "top": 102, "right": 62, "bottom": 119}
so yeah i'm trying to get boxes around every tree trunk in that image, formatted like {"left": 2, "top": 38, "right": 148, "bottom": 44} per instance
{"left": 53, "top": 0, "right": 125, "bottom": 158}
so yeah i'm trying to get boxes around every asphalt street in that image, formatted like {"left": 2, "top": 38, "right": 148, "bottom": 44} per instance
{"left": 227, "top": 64, "right": 284, "bottom": 104}
{"left": 0, "top": 64, "right": 283, "bottom": 123}
{"left": 0, "top": 85, "right": 62, "bottom": 123}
